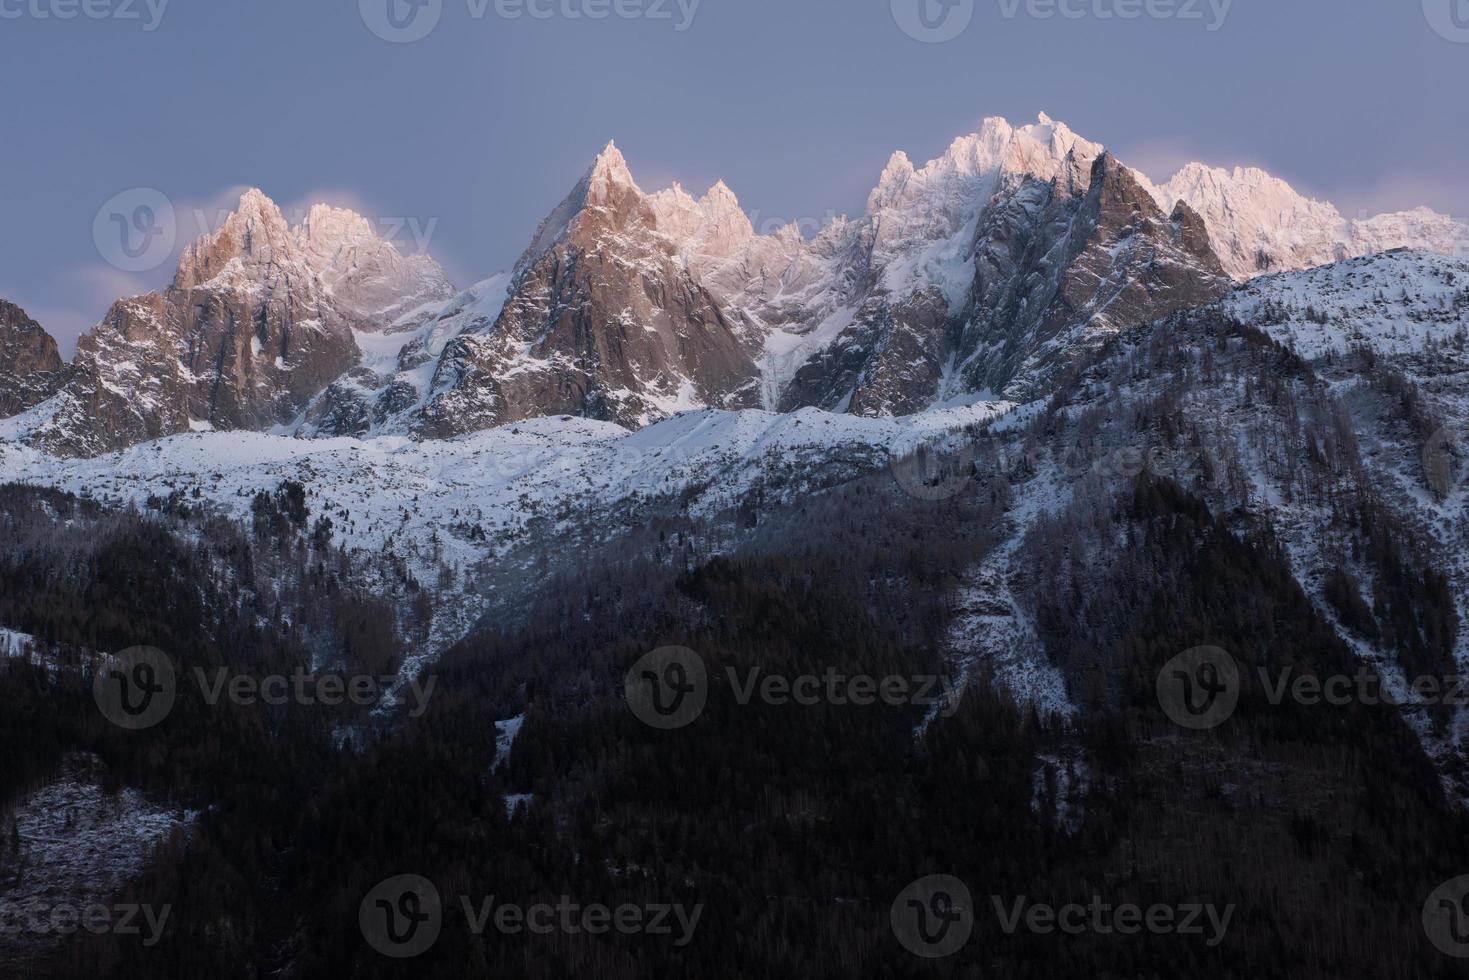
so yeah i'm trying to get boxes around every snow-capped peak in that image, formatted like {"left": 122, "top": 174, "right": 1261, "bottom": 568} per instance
{"left": 648, "top": 176, "right": 755, "bottom": 265}
{"left": 878, "top": 150, "right": 916, "bottom": 186}
{"left": 297, "top": 203, "right": 380, "bottom": 251}
{"left": 234, "top": 187, "right": 285, "bottom": 223}
{"left": 866, "top": 113, "right": 1105, "bottom": 223}
{"left": 1153, "top": 161, "right": 1469, "bottom": 280}
{"left": 173, "top": 188, "right": 298, "bottom": 292}
{"left": 703, "top": 179, "right": 739, "bottom": 209}
{"left": 167, "top": 190, "right": 454, "bottom": 326}
{"left": 586, "top": 140, "right": 639, "bottom": 204}
{"left": 294, "top": 203, "right": 455, "bottom": 328}
{"left": 512, "top": 141, "right": 655, "bottom": 277}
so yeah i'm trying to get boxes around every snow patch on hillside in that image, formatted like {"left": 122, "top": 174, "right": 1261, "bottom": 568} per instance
{"left": 0, "top": 754, "right": 193, "bottom": 966}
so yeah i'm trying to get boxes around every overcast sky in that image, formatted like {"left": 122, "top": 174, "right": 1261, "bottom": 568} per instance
{"left": 3, "top": 0, "right": 1465, "bottom": 354}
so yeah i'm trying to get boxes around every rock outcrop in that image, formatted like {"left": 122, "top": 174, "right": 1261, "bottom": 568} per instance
{"left": 772, "top": 118, "right": 1228, "bottom": 409}
{"left": 26, "top": 191, "right": 433, "bottom": 456}
{"left": 410, "top": 144, "right": 762, "bottom": 437}
{"left": 0, "top": 301, "right": 67, "bottom": 418}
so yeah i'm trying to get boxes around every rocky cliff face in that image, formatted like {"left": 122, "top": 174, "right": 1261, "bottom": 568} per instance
{"left": 643, "top": 115, "right": 1110, "bottom": 414}
{"left": 296, "top": 273, "right": 513, "bottom": 439}
{"left": 396, "top": 118, "right": 1461, "bottom": 431}
{"left": 771, "top": 118, "right": 1228, "bottom": 410}
{"left": 0, "top": 302, "right": 66, "bottom": 418}
{"left": 27, "top": 190, "right": 451, "bottom": 457}
{"left": 408, "top": 144, "right": 762, "bottom": 437}
{"left": 948, "top": 153, "right": 1230, "bottom": 400}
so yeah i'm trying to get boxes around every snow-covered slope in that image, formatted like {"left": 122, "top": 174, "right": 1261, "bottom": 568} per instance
{"left": 0, "top": 403, "right": 1012, "bottom": 549}
{"left": 3, "top": 250, "right": 1467, "bottom": 791}
{"left": 938, "top": 267, "right": 1469, "bottom": 795}
{"left": 0, "top": 398, "right": 1012, "bottom": 656}
{"left": 1224, "top": 252, "right": 1469, "bottom": 592}
{"left": 1223, "top": 253, "right": 1469, "bottom": 764}
{"left": 1225, "top": 249, "right": 1469, "bottom": 359}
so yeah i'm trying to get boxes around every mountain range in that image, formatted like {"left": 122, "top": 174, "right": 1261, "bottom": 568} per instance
{"left": 5, "top": 112, "right": 1469, "bottom": 978}
{"left": 1, "top": 113, "right": 1465, "bottom": 457}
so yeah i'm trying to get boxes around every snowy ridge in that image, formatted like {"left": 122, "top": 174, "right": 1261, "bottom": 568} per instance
{"left": 1153, "top": 164, "right": 1469, "bottom": 281}
{"left": 0, "top": 399, "right": 1012, "bottom": 658}
{"left": 1225, "top": 250, "right": 1469, "bottom": 360}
